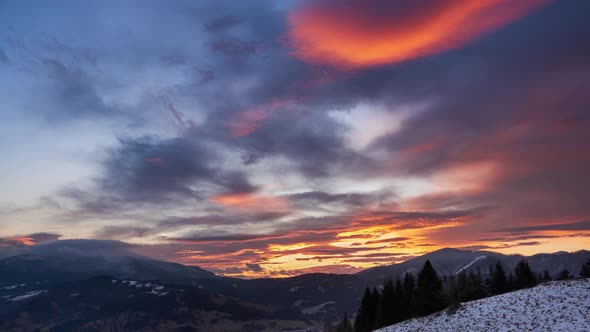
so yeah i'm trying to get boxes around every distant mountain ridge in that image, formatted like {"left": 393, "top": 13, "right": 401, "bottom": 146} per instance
{"left": 0, "top": 239, "right": 215, "bottom": 285}
{"left": 357, "top": 247, "right": 590, "bottom": 286}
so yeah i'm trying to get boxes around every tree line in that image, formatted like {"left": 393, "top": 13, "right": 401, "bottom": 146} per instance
{"left": 329, "top": 257, "right": 590, "bottom": 332}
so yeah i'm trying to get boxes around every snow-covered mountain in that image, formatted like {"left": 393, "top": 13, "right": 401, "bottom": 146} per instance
{"left": 376, "top": 279, "right": 590, "bottom": 332}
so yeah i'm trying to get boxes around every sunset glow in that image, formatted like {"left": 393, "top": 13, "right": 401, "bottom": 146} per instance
{"left": 1, "top": 0, "right": 589, "bottom": 279}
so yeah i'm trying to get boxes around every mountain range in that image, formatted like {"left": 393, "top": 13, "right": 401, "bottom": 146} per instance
{"left": 1, "top": 240, "right": 588, "bottom": 331}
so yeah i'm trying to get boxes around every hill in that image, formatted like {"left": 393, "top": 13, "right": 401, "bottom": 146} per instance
{"left": 375, "top": 279, "right": 590, "bottom": 332}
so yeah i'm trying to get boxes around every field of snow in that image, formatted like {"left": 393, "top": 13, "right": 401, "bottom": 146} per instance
{"left": 377, "top": 279, "right": 590, "bottom": 332}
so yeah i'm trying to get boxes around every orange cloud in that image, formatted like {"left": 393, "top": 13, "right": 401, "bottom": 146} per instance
{"left": 211, "top": 193, "right": 289, "bottom": 212}
{"left": 165, "top": 209, "right": 474, "bottom": 277}
{"left": 0, "top": 236, "right": 35, "bottom": 246}
{"left": 286, "top": 0, "right": 549, "bottom": 68}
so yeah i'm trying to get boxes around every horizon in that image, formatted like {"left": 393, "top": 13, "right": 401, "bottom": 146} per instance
{"left": 1, "top": 238, "right": 588, "bottom": 279}
{"left": 1, "top": 0, "right": 590, "bottom": 278}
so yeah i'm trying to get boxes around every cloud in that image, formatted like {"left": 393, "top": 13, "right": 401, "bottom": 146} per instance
{"left": 287, "top": 191, "right": 378, "bottom": 209}
{"left": 496, "top": 220, "right": 590, "bottom": 233}
{"left": 246, "top": 263, "right": 264, "bottom": 272}
{"left": 3, "top": 0, "right": 590, "bottom": 277}
{"left": 204, "top": 16, "right": 243, "bottom": 32}
{"left": 157, "top": 212, "right": 288, "bottom": 229}
{"left": 0, "top": 232, "right": 61, "bottom": 248}
{"left": 61, "top": 135, "right": 258, "bottom": 214}
{"left": 225, "top": 98, "right": 299, "bottom": 137}
{"left": 285, "top": 0, "right": 549, "bottom": 68}
{"left": 211, "top": 193, "right": 289, "bottom": 213}
{"left": 94, "top": 226, "right": 153, "bottom": 239}
{"left": 209, "top": 38, "right": 260, "bottom": 56}
{"left": 230, "top": 111, "right": 376, "bottom": 178}
{"left": 40, "top": 58, "right": 117, "bottom": 121}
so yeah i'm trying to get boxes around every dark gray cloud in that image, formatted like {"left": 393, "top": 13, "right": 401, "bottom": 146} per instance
{"left": 229, "top": 111, "right": 376, "bottom": 178}
{"left": 157, "top": 211, "right": 288, "bottom": 229}
{"left": 59, "top": 134, "right": 259, "bottom": 214}
{"left": 41, "top": 58, "right": 113, "bottom": 120}
{"left": 95, "top": 136, "right": 214, "bottom": 204}
{"left": 246, "top": 263, "right": 264, "bottom": 272}
{"left": 287, "top": 191, "right": 376, "bottom": 208}
{"left": 94, "top": 225, "right": 153, "bottom": 239}
{"left": 209, "top": 38, "right": 259, "bottom": 56}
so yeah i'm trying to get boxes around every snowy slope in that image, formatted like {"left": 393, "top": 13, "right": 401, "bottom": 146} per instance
{"left": 376, "top": 279, "right": 590, "bottom": 332}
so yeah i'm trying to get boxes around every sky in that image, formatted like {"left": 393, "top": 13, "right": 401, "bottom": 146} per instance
{"left": 0, "top": 0, "right": 589, "bottom": 278}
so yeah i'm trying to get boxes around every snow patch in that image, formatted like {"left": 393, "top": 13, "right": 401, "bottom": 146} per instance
{"left": 291, "top": 299, "right": 303, "bottom": 308}
{"left": 9, "top": 290, "right": 47, "bottom": 302}
{"left": 454, "top": 256, "right": 487, "bottom": 275}
{"left": 301, "top": 301, "right": 335, "bottom": 315}
{"left": 1, "top": 283, "right": 27, "bottom": 290}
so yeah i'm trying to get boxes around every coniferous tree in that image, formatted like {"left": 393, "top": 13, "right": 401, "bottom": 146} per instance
{"left": 369, "top": 288, "right": 379, "bottom": 330}
{"left": 401, "top": 272, "right": 415, "bottom": 320}
{"left": 412, "top": 260, "right": 446, "bottom": 317}
{"left": 470, "top": 270, "right": 487, "bottom": 300}
{"left": 376, "top": 279, "right": 395, "bottom": 328}
{"left": 514, "top": 259, "right": 537, "bottom": 289}
{"left": 507, "top": 272, "right": 514, "bottom": 291}
{"left": 337, "top": 313, "right": 354, "bottom": 332}
{"left": 354, "top": 288, "right": 373, "bottom": 332}
{"left": 453, "top": 271, "right": 468, "bottom": 302}
{"left": 490, "top": 261, "right": 508, "bottom": 294}
{"left": 543, "top": 269, "right": 551, "bottom": 281}
{"left": 557, "top": 269, "right": 572, "bottom": 280}
{"left": 580, "top": 259, "right": 590, "bottom": 278}
{"left": 392, "top": 278, "right": 404, "bottom": 323}
{"left": 452, "top": 270, "right": 486, "bottom": 302}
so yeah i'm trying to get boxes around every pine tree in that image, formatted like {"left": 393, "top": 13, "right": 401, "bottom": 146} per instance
{"left": 580, "top": 259, "right": 590, "bottom": 278}
{"left": 543, "top": 269, "right": 551, "bottom": 281}
{"left": 369, "top": 288, "right": 379, "bottom": 331}
{"left": 354, "top": 288, "right": 373, "bottom": 332}
{"left": 490, "top": 261, "right": 508, "bottom": 294}
{"left": 337, "top": 312, "right": 353, "bottom": 332}
{"left": 453, "top": 271, "right": 468, "bottom": 302}
{"left": 452, "top": 270, "right": 486, "bottom": 302}
{"left": 469, "top": 270, "right": 487, "bottom": 300}
{"left": 507, "top": 272, "right": 514, "bottom": 291}
{"left": 412, "top": 260, "right": 446, "bottom": 317}
{"left": 557, "top": 269, "right": 572, "bottom": 280}
{"left": 376, "top": 279, "right": 395, "bottom": 328}
{"left": 401, "top": 272, "right": 415, "bottom": 320}
{"left": 514, "top": 259, "right": 537, "bottom": 289}
{"left": 392, "top": 278, "right": 404, "bottom": 323}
